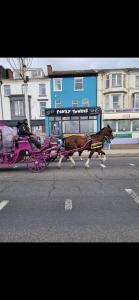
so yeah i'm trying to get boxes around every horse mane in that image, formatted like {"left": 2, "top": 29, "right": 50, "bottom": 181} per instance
{"left": 90, "top": 128, "right": 103, "bottom": 137}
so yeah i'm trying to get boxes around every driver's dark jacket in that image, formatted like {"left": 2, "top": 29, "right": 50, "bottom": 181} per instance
{"left": 18, "top": 124, "right": 33, "bottom": 137}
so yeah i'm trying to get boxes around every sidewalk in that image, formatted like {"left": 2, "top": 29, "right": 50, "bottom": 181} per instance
{"left": 73, "top": 149, "right": 139, "bottom": 157}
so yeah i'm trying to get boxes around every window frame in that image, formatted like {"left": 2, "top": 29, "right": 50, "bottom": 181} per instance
{"left": 40, "top": 101, "right": 47, "bottom": 117}
{"left": 13, "top": 100, "right": 25, "bottom": 117}
{"left": 74, "top": 77, "right": 84, "bottom": 91}
{"left": 112, "top": 74, "right": 122, "bottom": 87}
{"left": 39, "top": 84, "right": 46, "bottom": 97}
{"left": 55, "top": 100, "right": 61, "bottom": 108}
{"left": 31, "top": 70, "right": 41, "bottom": 78}
{"left": 72, "top": 100, "right": 78, "bottom": 107}
{"left": 53, "top": 78, "right": 62, "bottom": 91}
{"left": 4, "top": 85, "right": 11, "bottom": 97}
{"left": 82, "top": 98, "right": 89, "bottom": 107}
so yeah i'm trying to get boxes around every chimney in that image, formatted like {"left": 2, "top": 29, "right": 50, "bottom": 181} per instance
{"left": 6, "top": 68, "right": 13, "bottom": 79}
{"left": 47, "top": 65, "right": 52, "bottom": 75}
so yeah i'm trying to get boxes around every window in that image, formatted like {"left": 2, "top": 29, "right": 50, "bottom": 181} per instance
{"left": 32, "top": 126, "right": 43, "bottom": 133}
{"left": 39, "top": 84, "right": 46, "bottom": 96}
{"left": 113, "top": 95, "right": 121, "bottom": 109}
{"left": 80, "top": 120, "right": 97, "bottom": 133}
{"left": 63, "top": 121, "right": 79, "bottom": 134}
{"left": 82, "top": 98, "right": 89, "bottom": 107}
{"left": 104, "top": 95, "right": 110, "bottom": 110}
{"left": 103, "top": 120, "right": 116, "bottom": 132}
{"left": 123, "top": 74, "right": 126, "bottom": 87}
{"left": 53, "top": 79, "right": 62, "bottom": 91}
{"left": 112, "top": 74, "right": 122, "bottom": 87}
{"left": 40, "top": 102, "right": 46, "bottom": 117}
{"left": 72, "top": 100, "right": 78, "bottom": 107}
{"left": 118, "top": 120, "right": 130, "bottom": 132}
{"left": 136, "top": 76, "right": 139, "bottom": 88}
{"left": 55, "top": 100, "right": 61, "bottom": 108}
{"left": 134, "top": 94, "right": 139, "bottom": 108}
{"left": 14, "top": 71, "right": 21, "bottom": 79}
{"left": 31, "top": 70, "right": 41, "bottom": 78}
{"left": 106, "top": 75, "right": 110, "bottom": 89}
{"left": 14, "top": 101, "right": 24, "bottom": 116}
{"left": 132, "top": 120, "right": 139, "bottom": 131}
{"left": 4, "top": 85, "right": 11, "bottom": 96}
{"left": 74, "top": 78, "right": 83, "bottom": 90}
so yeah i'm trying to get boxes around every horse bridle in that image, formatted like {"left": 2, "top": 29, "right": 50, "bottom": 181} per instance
{"left": 104, "top": 135, "right": 112, "bottom": 143}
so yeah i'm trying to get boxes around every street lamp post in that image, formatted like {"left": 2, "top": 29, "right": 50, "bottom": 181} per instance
{"left": 7, "top": 58, "right": 33, "bottom": 129}
{"left": 22, "top": 60, "right": 30, "bottom": 128}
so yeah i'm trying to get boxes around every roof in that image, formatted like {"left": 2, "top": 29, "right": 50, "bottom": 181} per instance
{"left": 48, "top": 69, "right": 97, "bottom": 78}
{"left": 98, "top": 68, "right": 139, "bottom": 72}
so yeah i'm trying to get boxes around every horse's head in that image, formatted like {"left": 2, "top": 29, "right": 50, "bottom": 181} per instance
{"left": 101, "top": 124, "right": 114, "bottom": 142}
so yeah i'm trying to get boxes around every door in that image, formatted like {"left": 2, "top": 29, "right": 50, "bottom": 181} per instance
{"left": 51, "top": 121, "right": 61, "bottom": 136}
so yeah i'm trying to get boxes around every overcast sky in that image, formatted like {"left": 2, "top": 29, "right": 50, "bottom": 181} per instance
{"left": 1, "top": 57, "right": 139, "bottom": 74}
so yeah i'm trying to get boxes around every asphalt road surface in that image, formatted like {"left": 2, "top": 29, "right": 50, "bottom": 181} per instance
{"left": 0, "top": 156, "right": 139, "bottom": 242}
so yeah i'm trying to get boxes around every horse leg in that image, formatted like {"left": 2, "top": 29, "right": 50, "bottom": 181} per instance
{"left": 85, "top": 151, "right": 94, "bottom": 168}
{"left": 57, "top": 154, "right": 64, "bottom": 168}
{"left": 69, "top": 154, "right": 76, "bottom": 168}
{"left": 100, "top": 149, "right": 106, "bottom": 162}
{"left": 79, "top": 150, "right": 83, "bottom": 161}
{"left": 97, "top": 148, "right": 106, "bottom": 162}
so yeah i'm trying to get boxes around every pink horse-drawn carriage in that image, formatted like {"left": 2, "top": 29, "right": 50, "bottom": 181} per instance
{"left": 0, "top": 125, "right": 62, "bottom": 172}
{"left": 0, "top": 124, "right": 114, "bottom": 172}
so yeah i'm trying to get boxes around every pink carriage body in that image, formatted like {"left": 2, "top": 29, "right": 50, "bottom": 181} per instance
{"left": 0, "top": 125, "right": 61, "bottom": 172}
{"left": 0, "top": 125, "right": 88, "bottom": 172}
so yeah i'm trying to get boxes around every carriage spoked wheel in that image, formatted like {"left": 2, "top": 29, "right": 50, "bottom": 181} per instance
{"left": 27, "top": 157, "right": 46, "bottom": 173}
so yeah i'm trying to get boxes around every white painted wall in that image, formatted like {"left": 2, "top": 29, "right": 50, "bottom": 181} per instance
{"left": 0, "top": 75, "right": 51, "bottom": 120}
{"left": 97, "top": 69, "right": 139, "bottom": 137}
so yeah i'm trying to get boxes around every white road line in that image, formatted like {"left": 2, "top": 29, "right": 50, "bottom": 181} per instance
{"left": 0, "top": 200, "right": 9, "bottom": 211}
{"left": 65, "top": 199, "right": 72, "bottom": 210}
{"left": 129, "top": 163, "right": 135, "bottom": 166}
{"left": 125, "top": 189, "right": 139, "bottom": 205}
{"left": 100, "top": 163, "right": 106, "bottom": 168}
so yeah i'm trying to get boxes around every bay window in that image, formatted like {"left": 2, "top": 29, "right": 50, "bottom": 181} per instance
{"left": 112, "top": 74, "right": 122, "bottom": 87}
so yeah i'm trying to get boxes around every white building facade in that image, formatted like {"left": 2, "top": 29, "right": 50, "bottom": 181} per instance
{"left": 0, "top": 68, "right": 51, "bottom": 133}
{"left": 97, "top": 68, "right": 139, "bottom": 139}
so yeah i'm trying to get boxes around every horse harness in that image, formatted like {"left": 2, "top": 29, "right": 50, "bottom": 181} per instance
{"left": 90, "top": 135, "right": 111, "bottom": 150}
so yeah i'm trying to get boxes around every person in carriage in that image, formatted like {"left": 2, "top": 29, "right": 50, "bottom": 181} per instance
{"left": 17, "top": 119, "right": 41, "bottom": 149}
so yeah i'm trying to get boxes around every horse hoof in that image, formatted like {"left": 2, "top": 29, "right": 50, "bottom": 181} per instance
{"left": 85, "top": 164, "right": 89, "bottom": 169}
{"left": 57, "top": 165, "right": 61, "bottom": 169}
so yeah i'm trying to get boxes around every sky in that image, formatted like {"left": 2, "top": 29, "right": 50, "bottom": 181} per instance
{"left": 1, "top": 57, "right": 139, "bottom": 74}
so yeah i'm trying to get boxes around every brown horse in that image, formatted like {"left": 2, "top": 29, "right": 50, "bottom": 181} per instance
{"left": 58, "top": 125, "right": 114, "bottom": 168}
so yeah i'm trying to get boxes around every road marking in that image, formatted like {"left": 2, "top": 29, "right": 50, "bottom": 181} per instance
{"left": 65, "top": 199, "right": 72, "bottom": 210}
{"left": 129, "top": 163, "right": 135, "bottom": 166}
{"left": 0, "top": 200, "right": 9, "bottom": 211}
{"left": 100, "top": 163, "right": 106, "bottom": 168}
{"left": 125, "top": 189, "right": 139, "bottom": 205}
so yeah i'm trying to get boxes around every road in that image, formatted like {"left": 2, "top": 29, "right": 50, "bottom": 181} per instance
{"left": 0, "top": 156, "right": 139, "bottom": 242}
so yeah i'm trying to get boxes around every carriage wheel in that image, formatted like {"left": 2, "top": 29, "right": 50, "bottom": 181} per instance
{"left": 27, "top": 158, "right": 46, "bottom": 173}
